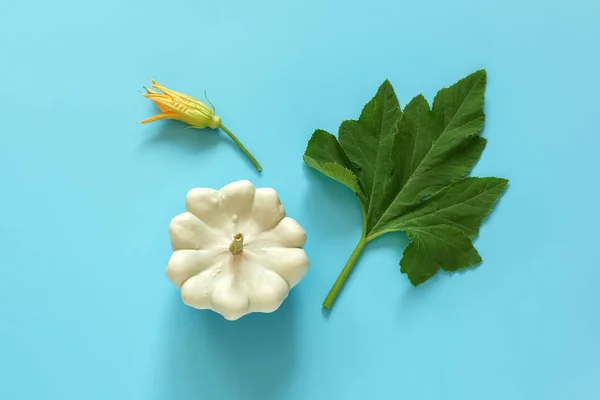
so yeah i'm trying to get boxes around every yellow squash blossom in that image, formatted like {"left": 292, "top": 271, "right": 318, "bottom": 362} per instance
{"left": 141, "top": 81, "right": 262, "bottom": 172}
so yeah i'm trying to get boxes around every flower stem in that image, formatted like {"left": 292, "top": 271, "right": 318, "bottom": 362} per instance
{"left": 322, "top": 236, "right": 368, "bottom": 309}
{"left": 219, "top": 124, "right": 262, "bottom": 172}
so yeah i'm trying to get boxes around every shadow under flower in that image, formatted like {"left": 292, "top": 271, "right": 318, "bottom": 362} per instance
{"left": 139, "top": 121, "right": 228, "bottom": 154}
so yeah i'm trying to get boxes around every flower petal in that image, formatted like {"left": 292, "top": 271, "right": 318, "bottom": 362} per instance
{"left": 144, "top": 94, "right": 211, "bottom": 127}
{"left": 144, "top": 88, "right": 172, "bottom": 113}
{"left": 245, "top": 248, "right": 309, "bottom": 288}
{"left": 166, "top": 249, "right": 221, "bottom": 287}
{"left": 151, "top": 81, "right": 212, "bottom": 115}
{"left": 140, "top": 112, "right": 176, "bottom": 124}
{"left": 169, "top": 212, "right": 223, "bottom": 250}
{"left": 145, "top": 94, "right": 191, "bottom": 115}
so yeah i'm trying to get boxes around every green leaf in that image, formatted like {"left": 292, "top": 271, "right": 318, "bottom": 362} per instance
{"left": 337, "top": 80, "right": 402, "bottom": 223}
{"left": 303, "top": 70, "right": 508, "bottom": 309}
{"left": 395, "top": 177, "right": 509, "bottom": 238}
{"left": 303, "top": 129, "right": 363, "bottom": 195}
{"left": 373, "top": 70, "right": 488, "bottom": 233}
{"left": 401, "top": 224, "right": 482, "bottom": 286}
{"left": 397, "top": 177, "right": 507, "bottom": 285}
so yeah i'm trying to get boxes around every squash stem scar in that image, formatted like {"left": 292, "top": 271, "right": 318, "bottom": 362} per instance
{"left": 229, "top": 233, "right": 244, "bottom": 255}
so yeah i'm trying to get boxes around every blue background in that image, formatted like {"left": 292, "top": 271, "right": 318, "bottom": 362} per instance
{"left": 1, "top": 0, "right": 599, "bottom": 399}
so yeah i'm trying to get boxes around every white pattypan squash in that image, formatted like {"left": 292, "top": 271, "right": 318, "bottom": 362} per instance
{"left": 166, "top": 180, "right": 309, "bottom": 320}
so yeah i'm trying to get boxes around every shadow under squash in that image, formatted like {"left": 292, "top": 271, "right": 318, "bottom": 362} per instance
{"left": 153, "top": 290, "right": 297, "bottom": 400}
